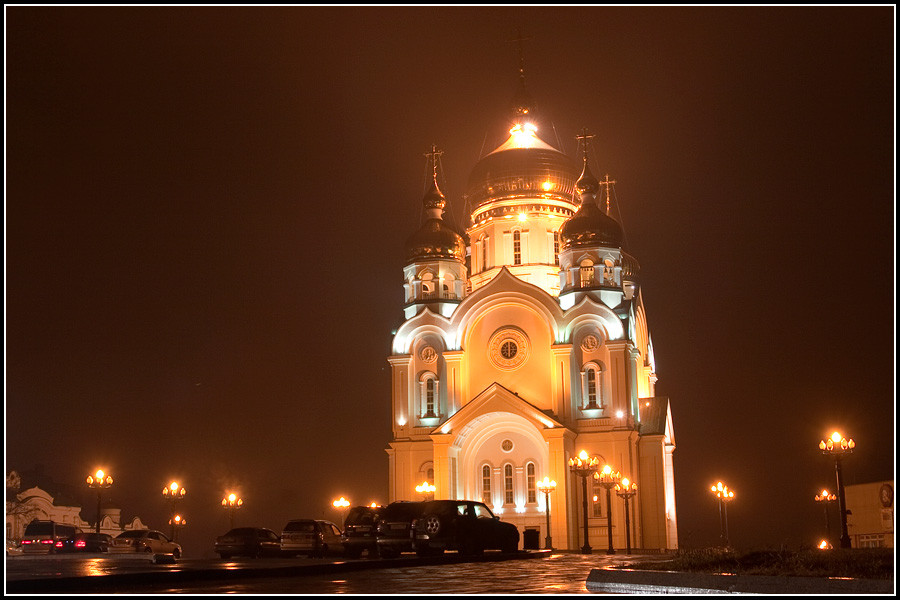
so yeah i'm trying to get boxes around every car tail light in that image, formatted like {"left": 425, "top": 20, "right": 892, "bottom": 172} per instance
{"left": 76, "top": 541, "right": 86, "bottom": 548}
{"left": 41, "top": 540, "right": 54, "bottom": 544}
{"left": 22, "top": 540, "right": 31, "bottom": 545}
{"left": 55, "top": 541, "right": 64, "bottom": 547}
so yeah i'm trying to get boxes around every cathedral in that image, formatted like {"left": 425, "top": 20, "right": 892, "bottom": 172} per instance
{"left": 385, "top": 66, "right": 677, "bottom": 552}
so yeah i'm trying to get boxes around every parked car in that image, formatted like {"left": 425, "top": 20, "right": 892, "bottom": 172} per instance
{"left": 109, "top": 529, "right": 182, "bottom": 558}
{"left": 341, "top": 505, "right": 382, "bottom": 558}
{"left": 215, "top": 527, "right": 283, "bottom": 559}
{"left": 411, "top": 500, "right": 519, "bottom": 556}
{"left": 21, "top": 520, "right": 81, "bottom": 555}
{"left": 7, "top": 540, "right": 24, "bottom": 556}
{"left": 73, "top": 532, "right": 113, "bottom": 553}
{"left": 280, "top": 519, "right": 342, "bottom": 558}
{"left": 375, "top": 501, "right": 427, "bottom": 558}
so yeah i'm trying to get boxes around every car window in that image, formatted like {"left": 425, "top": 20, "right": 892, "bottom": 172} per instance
{"left": 118, "top": 531, "right": 143, "bottom": 538}
{"left": 284, "top": 521, "right": 317, "bottom": 532}
{"left": 265, "top": 530, "right": 278, "bottom": 541}
{"left": 24, "top": 522, "right": 54, "bottom": 535}
{"left": 328, "top": 524, "right": 341, "bottom": 535}
{"left": 472, "top": 503, "right": 494, "bottom": 519}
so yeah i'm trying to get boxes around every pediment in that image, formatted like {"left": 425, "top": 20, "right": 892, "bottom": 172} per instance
{"left": 435, "top": 382, "right": 564, "bottom": 435}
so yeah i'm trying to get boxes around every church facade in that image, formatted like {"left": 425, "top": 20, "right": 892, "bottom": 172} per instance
{"left": 385, "top": 74, "right": 677, "bottom": 552}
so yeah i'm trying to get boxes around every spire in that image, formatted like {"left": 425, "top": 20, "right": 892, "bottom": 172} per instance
{"left": 574, "top": 128, "right": 600, "bottom": 204}
{"left": 509, "top": 29, "right": 536, "bottom": 119}
{"left": 422, "top": 144, "right": 446, "bottom": 220}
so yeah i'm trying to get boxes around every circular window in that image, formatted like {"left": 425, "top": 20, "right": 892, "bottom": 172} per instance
{"left": 488, "top": 328, "right": 529, "bottom": 370}
{"left": 501, "top": 439, "right": 514, "bottom": 452}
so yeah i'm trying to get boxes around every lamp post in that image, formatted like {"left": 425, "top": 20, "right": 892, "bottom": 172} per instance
{"left": 415, "top": 481, "right": 436, "bottom": 502}
{"left": 221, "top": 493, "right": 243, "bottom": 530}
{"left": 819, "top": 431, "right": 855, "bottom": 549}
{"left": 710, "top": 481, "right": 734, "bottom": 547}
{"left": 568, "top": 450, "right": 600, "bottom": 554}
{"left": 162, "top": 481, "right": 186, "bottom": 540}
{"left": 536, "top": 476, "right": 557, "bottom": 550}
{"left": 615, "top": 478, "right": 638, "bottom": 554}
{"left": 814, "top": 489, "right": 837, "bottom": 545}
{"left": 333, "top": 496, "right": 350, "bottom": 529}
{"left": 594, "top": 465, "right": 622, "bottom": 555}
{"left": 168, "top": 514, "right": 186, "bottom": 543}
{"left": 85, "top": 470, "right": 113, "bottom": 534}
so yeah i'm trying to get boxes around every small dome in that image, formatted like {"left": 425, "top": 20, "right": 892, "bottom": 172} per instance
{"left": 559, "top": 199, "right": 623, "bottom": 250}
{"left": 404, "top": 219, "right": 466, "bottom": 264}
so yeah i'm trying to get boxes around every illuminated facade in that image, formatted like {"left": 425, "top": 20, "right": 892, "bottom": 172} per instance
{"left": 386, "top": 72, "right": 677, "bottom": 552}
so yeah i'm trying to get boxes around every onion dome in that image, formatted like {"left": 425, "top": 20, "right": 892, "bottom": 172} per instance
{"left": 405, "top": 146, "right": 466, "bottom": 264}
{"left": 559, "top": 148, "right": 623, "bottom": 249}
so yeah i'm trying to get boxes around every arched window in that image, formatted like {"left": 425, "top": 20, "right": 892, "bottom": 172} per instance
{"left": 553, "top": 232, "right": 560, "bottom": 265}
{"left": 504, "top": 464, "right": 514, "bottom": 504}
{"left": 581, "top": 362, "right": 605, "bottom": 411}
{"left": 419, "top": 373, "right": 439, "bottom": 419}
{"left": 526, "top": 463, "right": 537, "bottom": 504}
{"left": 480, "top": 235, "right": 489, "bottom": 273}
{"left": 603, "top": 258, "right": 615, "bottom": 284}
{"left": 592, "top": 479, "right": 604, "bottom": 517}
{"left": 513, "top": 231, "right": 522, "bottom": 265}
{"left": 580, "top": 259, "right": 594, "bottom": 287}
{"left": 482, "top": 465, "right": 492, "bottom": 506}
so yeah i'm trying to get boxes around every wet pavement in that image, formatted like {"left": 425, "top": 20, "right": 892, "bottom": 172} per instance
{"left": 6, "top": 551, "right": 671, "bottom": 594}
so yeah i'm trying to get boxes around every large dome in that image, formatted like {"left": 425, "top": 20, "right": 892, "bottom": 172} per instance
{"left": 464, "top": 144, "right": 580, "bottom": 213}
{"left": 558, "top": 199, "right": 623, "bottom": 249}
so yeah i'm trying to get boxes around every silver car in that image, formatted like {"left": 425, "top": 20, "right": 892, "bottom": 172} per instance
{"left": 280, "top": 519, "right": 342, "bottom": 557}
{"left": 109, "top": 529, "right": 182, "bottom": 558}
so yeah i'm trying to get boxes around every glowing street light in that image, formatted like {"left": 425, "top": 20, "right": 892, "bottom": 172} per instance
{"left": 162, "top": 481, "right": 186, "bottom": 540}
{"left": 594, "top": 465, "right": 622, "bottom": 555}
{"left": 819, "top": 431, "right": 855, "bottom": 549}
{"left": 333, "top": 496, "right": 350, "bottom": 529}
{"left": 568, "top": 450, "right": 600, "bottom": 554}
{"left": 221, "top": 493, "right": 243, "bottom": 529}
{"left": 536, "top": 476, "right": 557, "bottom": 550}
{"left": 415, "top": 481, "right": 436, "bottom": 502}
{"left": 710, "top": 481, "right": 735, "bottom": 547}
{"left": 615, "top": 478, "right": 638, "bottom": 554}
{"left": 168, "top": 514, "right": 186, "bottom": 543}
{"left": 86, "top": 469, "right": 113, "bottom": 534}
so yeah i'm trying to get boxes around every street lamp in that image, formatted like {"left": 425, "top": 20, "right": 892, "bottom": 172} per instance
{"left": 162, "top": 481, "right": 186, "bottom": 540}
{"left": 814, "top": 489, "right": 837, "bottom": 546}
{"left": 568, "top": 450, "right": 600, "bottom": 554}
{"left": 221, "top": 493, "right": 243, "bottom": 530}
{"left": 415, "top": 481, "right": 436, "bottom": 502}
{"left": 85, "top": 469, "right": 113, "bottom": 534}
{"left": 819, "top": 431, "right": 855, "bottom": 549}
{"left": 710, "top": 481, "right": 734, "bottom": 547}
{"left": 536, "top": 476, "right": 557, "bottom": 550}
{"left": 168, "top": 514, "right": 186, "bottom": 543}
{"left": 333, "top": 496, "right": 350, "bottom": 529}
{"left": 594, "top": 464, "right": 622, "bottom": 555}
{"left": 615, "top": 478, "right": 638, "bottom": 554}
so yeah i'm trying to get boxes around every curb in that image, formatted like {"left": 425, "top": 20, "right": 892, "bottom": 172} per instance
{"left": 586, "top": 568, "right": 895, "bottom": 595}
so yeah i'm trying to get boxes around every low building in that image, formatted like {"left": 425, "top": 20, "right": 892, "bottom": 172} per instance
{"left": 6, "top": 469, "right": 146, "bottom": 543}
{"left": 845, "top": 480, "right": 894, "bottom": 548}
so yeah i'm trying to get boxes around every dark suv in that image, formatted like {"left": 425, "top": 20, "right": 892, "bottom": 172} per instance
{"left": 341, "top": 505, "right": 382, "bottom": 558}
{"left": 411, "top": 500, "right": 519, "bottom": 556}
{"left": 375, "top": 501, "right": 427, "bottom": 558}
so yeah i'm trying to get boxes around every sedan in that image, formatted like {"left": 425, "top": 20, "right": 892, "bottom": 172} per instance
{"left": 73, "top": 532, "right": 113, "bottom": 553}
{"left": 215, "top": 527, "right": 283, "bottom": 559}
{"left": 109, "top": 529, "right": 182, "bottom": 558}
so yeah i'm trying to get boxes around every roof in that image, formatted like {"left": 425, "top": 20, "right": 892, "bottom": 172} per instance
{"left": 638, "top": 397, "right": 670, "bottom": 436}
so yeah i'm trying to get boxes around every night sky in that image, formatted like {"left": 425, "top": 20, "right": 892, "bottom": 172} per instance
{"left": 6, "top": 6, "right": 894, "bottom": 558}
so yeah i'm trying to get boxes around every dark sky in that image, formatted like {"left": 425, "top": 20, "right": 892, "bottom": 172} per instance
{"left": 6, "top": 6, "right": 894, "bottom": 557}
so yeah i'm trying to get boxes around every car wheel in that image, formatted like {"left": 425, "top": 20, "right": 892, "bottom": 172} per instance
{"left": 143, "top": 546, "right": 154, "bottom": 553}
{"left": 423, "top": 515, "right": 442, "bottom": 535}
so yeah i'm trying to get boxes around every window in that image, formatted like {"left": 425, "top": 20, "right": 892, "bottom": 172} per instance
{"left": 553, "top": 232, "right": 560, "bottom": 265}
{"left": 582, "top": 363, "right": 605, "bottom": 411}
{"left": 513, "top": 231, "right": 521, "bottom": 265}
{"left": 526, "top": 463, "right": 536, "bottom": 503}
{"left": 425, "top": 379, "right": 436, "bottom": 417}
{"left": 580, "top": 262, "right": 594, "bottom": 287}
{"left": 482, "top": 465, "right": 492, "bottom": 506}
{"left": 504, "top": 464, "right": 514, "bottom": 504}
{"left": 586, "top": 367, "right": 598, "bottom": 409}
{"left": 481, "top": 236, "right": 488, "bottom": 272}
{"left": 592, "top": 480, "right": 604, "bottom": 517}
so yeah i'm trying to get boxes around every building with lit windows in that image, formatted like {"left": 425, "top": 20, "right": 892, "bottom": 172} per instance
{"left": 386, "top": 67, "right": 677, "bottom": 552}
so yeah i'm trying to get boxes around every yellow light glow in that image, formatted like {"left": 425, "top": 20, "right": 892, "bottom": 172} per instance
{"left": 542, "top": 181, "right": 553, "bottom": 192}
{"left": 602, "top": 465, "right": 612, "bottom": 475}
{"left": 170, "top": 482, "right": 179, "bottom": 492}
{"left": 518, "top": 213, "right": 527, "bottom": 222}
{"left": 621, "top": 478, "right": 630, "bottom": 487}
{"left": 228, "top": 493, "right": 236, "bottom": 502}
{"left": 616, "top": 410, "right": 625, "bottom": 418}
{"left": 508, "top": 122, "right": 539, "bottom": 149}
{"left": 333, "top": 496, "right": 350, "bottom": 509}
{"left": 96, "top": 470, "right": 105, "bottom": 479}
{"left": 831, "top": 431, "right": 842, "bottom": 443}
{"left": 578, "top": 450, "right": 589, "bottom": 460}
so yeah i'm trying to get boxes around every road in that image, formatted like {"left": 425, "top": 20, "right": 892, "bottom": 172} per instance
{"left": 6, "top": 550, "right": 671, "bottom": 594}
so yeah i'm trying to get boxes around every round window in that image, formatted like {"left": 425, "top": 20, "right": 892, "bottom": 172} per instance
{"left": 501, "top": 439, "right": 514, "bottom": 452}
{"left": 488, "top": 328, "right": 529, "bottom": 370}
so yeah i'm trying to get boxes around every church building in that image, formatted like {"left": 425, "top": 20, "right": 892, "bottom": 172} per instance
{"left": 386, "top": 67, "right": 677, "bottom": 552}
